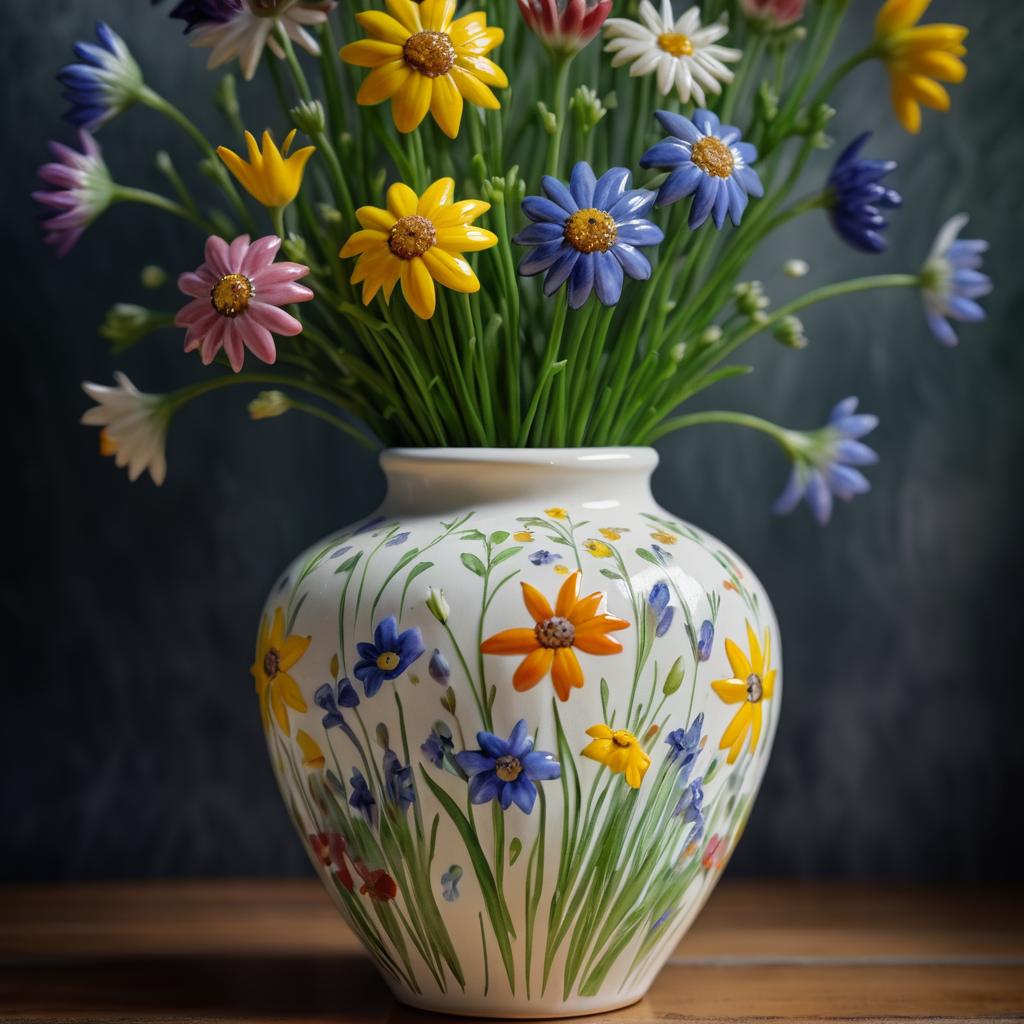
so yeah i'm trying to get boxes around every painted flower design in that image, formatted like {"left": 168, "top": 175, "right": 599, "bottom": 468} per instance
{"left": 296, "top": 730, "right": 325, "bottom": 770}
{"left": 603, "top": 2, "right": 741, "bottom": 106}
{"left": 421, "top": 721, "right": 455, "bottom": 767}
{"left": 354, "top": 859, "right": 398, "bottom": 901}
{"left": 697, "top": 620, "right": 714, "bottom": 661}
{"left": 648, "top": 582, "right": 673, "bottom": 638}
{"left": 455, "top": 719, "right": 561, "bottom": 813}
{"left": 154, "top": 0, "right": 242, "bottom": 35}
{"left": 640, "top": 109, "right": 763, "bottom": 228}
{"left": 251, "top": 607, "right": 312, "bottom": 735}
{"left": 350, "top": 768, "right": 378, "bottom": 827}
{"left": 310, "top": 831, "right": 354, "bottom": 891}
{"left": 674, "top": 777, "right": 705, "bottom": 842}
{"left": 340, "top": 0, "right": 507, "bottom": 138}
{"left": 581, "top": 724, "right": 651, "bottom": 788}
{"left": 383, "top": 749, "right": 416, "bottom": 812}
{"left": 665, "top": 713, "right": 704, "bottom": 778}
{"left": 59, "top": 22, "right": 143, "bottom": 132}
{"left": 354, "top": 615, "right": 426, "bottom": 697}
{"left": 440, "top": 864, "right": 463, "bottom": 902}
{"left": 826, "top": 132, "right": 902, "bottom": 254}
{"left": 919, "top": 214, "right": 991, "bottom": 347}
{"left": 428, "top": 649, "right": 451, "bottom": 685}
{"left": 217, "top": 129, "right": 316, "bottom": 208}
{"left": 313, "top": 676, "right": 360, "bottom": 728}
{"left": 480, "top": 570, "right": 629, "bottom": 701}
{"left": 340, "top": 178, "right": 497, "bottom": 320}
{"left": 583, "top": 539, "right": 613, "bottom": 558}
{"left": 176, "top": 234, "right": 313, "bottom": 372}
{"left": 518, "top": 0, "right": 612, "bottom": 54}
{"left": 712, "top": 622, "right": 776, "bottom": 764}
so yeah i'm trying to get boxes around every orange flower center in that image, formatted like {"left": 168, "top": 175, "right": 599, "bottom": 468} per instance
{"left": 657, "top": 31, "right": 694, "bottom": 57}
{"left": 564, "top": 208, "right": 618, "bottom": 254}
{"left": 612, "top": 730, "right": 636, "bottom": 749}
{"left": 746, "top": 673, "right": 763, "bottom": 703}
{"left": 535, "top": 615, "right": 575, "bottom": 648}
{"left": 495, "top": 755, "right": 523, "bottom": 782}
{"left": 211, "top": 273, "right": 254, "bottom": 317}
{"left": 376, "top": 651, "right": 401, "bottom": 671}
{"left": 690, "top": 136, "right": 735, "bottom": 179}
{"left": 263, "top": 648, "right": 281, "bottom": 679}
{"left": 403, "top": 30, "right": 456, "bottom": 77}
{"left": 389, "top": 214, "right": 437, "bottom": 259}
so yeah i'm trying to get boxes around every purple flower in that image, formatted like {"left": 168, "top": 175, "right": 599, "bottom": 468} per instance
{"left": 920, "top": 214, "right": 992, "bottom": 347}
{"left": 385, "top": 531, "right": 410, "bottom": 547}
{"left": 826, "top": 132, "right": 902, "bottom": 254}
{"left": 441, "top": 864, "right": 463, "bottom": 902}
{"left": 674, "top": 777, "right": 705, "bottom": 843}
{"left": 383, "top": 749, "right": 415, "bottom": 812}
{"left": 421, "top": 721, "right": 455, "bottom": 768}
{"left": 648, "top": 581, "right": 674, "bottom": 637}
{"left": 58, "top": 22, "right": 143, "bottom": 132}
{"left": 349, "top": 768, "right": 377, "bottom": 828}
{"left": 651, "top": 543, "right": 673, "bottom": 565}
{"left": 329, "top": 545, "right": 352, "bottom": 559}
{"left": 640, "top": 109, "right": 764, "bottom": 228}
{"left": 313, "top": 677, "right": 360, "bottom": 729}
{"left": 455, "top": 720, "right": 561, "bottom": 814}
{"left": 354, "top": 616, "right": 425, "bottom": 697}
{"left": 428, "top": 648, "right": 451, "bottom": 685}
{"left": 697, "top": 620, "right": 714, "bottom": 662}
{"left": 152, "top": 0, "right": 243, "bottom": 34}
{"left": 665, "top": 713, "right": 704, "bottom": 782}
{"left": 515, "top": 162, "right": 664, "bottom": 309}
{"left": 529, "top": 549, "right": 563, "bottom": 566}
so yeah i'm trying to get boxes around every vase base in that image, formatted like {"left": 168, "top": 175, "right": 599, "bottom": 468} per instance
{"left": 391, "top": 987, "right": 647, "bottom": 1020}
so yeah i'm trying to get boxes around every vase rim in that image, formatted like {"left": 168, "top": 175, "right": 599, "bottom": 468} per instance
{"left": 381, "top": 446, "right": 659, "bottom": 472}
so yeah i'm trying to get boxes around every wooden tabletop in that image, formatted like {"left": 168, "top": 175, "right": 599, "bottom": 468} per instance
{"left": 1, "top": 880, "right": 1021, "bottom": 1023}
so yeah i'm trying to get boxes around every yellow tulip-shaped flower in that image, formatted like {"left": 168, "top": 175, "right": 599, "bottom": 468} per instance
{"left": 296, "top": 729, "right": 326, "bottom": 771}
{"left": 339, "top": 177, "right": 497, "bottom": 320}
{"left": 582, "top": 725, "right": 651, "bottom": 789}
{"left": 340, "top": 0, "right": 508, "bottom": 138}
{"left": 874, "top": 0, "right": 968, "bottom": 134}
{"left": 217, "top": 129, "right": 316, "bottom": 208}
{"left": 711, "top": 621, "right": 777, "bottom": 764}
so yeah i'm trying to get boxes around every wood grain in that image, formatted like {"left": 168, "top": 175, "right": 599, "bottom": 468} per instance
{"left": 1, "top": 880, "right": 1021, "bottom": 1022}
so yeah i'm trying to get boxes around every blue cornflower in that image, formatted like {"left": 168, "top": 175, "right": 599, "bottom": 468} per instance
{"left": 428, "top": 648, "right": 451, "bottom": 685}
{"left": 673, "top": 778, "right": 705, "bottom": 843}
{"left": 640, "top": 109, "right": 764, "bottom": 228}
{"left": 349, "top": 768, "right": 378, "bottom": 828}
{"left": 313, "top": 677, "right": 360, "bottom": 729}
{"left": 529, "top": 549, "right": 563, "bottom": 566}
{"left": 648, "top": 582, "right": 674, "bottom": 638}
{"left": 58, "top": 22, "right": 143, "bottom": 132}
{"left": 383, "top": 749, "right": 415, "bottom": 812}
{"left": 826, "top": 132, "right": 902, "bottom": 254}
{"left": 152, "top": 0, "right": 242, "bottom": 34}
{"left": 773, "top": 397, "right": 880, "bottom": 526}
{"left": 665, "top": 713, "right": 704, "bottom": 782}
{"left": 421, "top": 722, "right": 455, "bottom": 768}
{"left": 441, "top": 865, "right": 463, "bottom": 903}
{"left": 920, "top": 214, "right": 992, "bottom": 347}
{"left": 354, "top": 616, "right": 425, "bottom": 697}
{"left": 515, "top": 162, "right": 664, "bottom": 309}
{"left": 455, "top": 720, "right": 561, "bottom": 814}
{"left": 697, "top": 620, "right": 714, "bottom": 662}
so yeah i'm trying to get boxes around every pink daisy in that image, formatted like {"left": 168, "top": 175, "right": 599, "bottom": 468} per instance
{"left": 176, "top": 234, "right": 313, "bottom": 372}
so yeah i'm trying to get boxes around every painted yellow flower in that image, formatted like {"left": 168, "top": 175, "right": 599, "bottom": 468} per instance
{"left": 514, "top": 530, "right": 533, "bottom": 542}
{"left": 217, "top": 129, "right": 315, "bottom": 208}
{"left": 582, "top": 725, "right": 651, "bottom": 789}
{"left": 339, "top": 177, "right": 497, "bottom": 320}
{"left": 583, "top": 538, "right": 613, "bottom": 558}
{"left": 598, "top": 527, "right": 625, "bottom": 541}
{"left": 650, "top": 531, "right": 677, "bottom": 545}
{"left": 251, "top": 607, "right": 312, "bottom": 735}
{"left": 296, "top": 729, "right": 325, "bottom": 771}
{"left": 874, "top": 0, "right": 967, "bottom": 134}
{"left": 712, "top": 621, "right": 776, "bottom": 764}
{"left": 545, "top": 507, "right": 568, "bottom": 519}
{"left": 340, "top": 0, "right": 507, "bottom": 138}
{"left": 554, "top": 564, "right": 569, "bottom": 575}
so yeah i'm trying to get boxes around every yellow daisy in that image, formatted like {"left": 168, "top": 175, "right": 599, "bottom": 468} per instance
{"left": 340, "top": 0, "right": 508, "bottom": 138}
{"left": 582, "top": 725, "right": 651, "bottom": 789}
{"left": 874, "top": 0, "right": 968, "bottom": 134}
{"left": 545, "top": 507, "right": 569, "bottom": 519}
{"left": 583, "top": 538, "right": 613, "bottom": 558}
{"left": 217, "top": 129, "right": 315, "bottom": 208}
{"left": 711, "top": 621, "right": 777, "bottom": 764}
{"left": 251, "top": 607, "right": 312, "bottom": 735}
{"left": 339, "top": 177, "right": 497, "bottom": 320}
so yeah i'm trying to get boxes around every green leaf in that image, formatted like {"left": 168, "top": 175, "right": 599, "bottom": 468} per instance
{"left": 489, "top": 530, "right": 510, "bottom": 545}
{"left": 509, "top": 837, "right": 523, "bottom": 866}
{"left": 600, "top": 568, "right": 622, "bottom": 580}
{"left": 663, "top": 655, "right": 686, "bottom": 696}
{"left": 600, "top": 678, "right": 610, "bottom": 721}
{"left": 399, "top": 560, "right": 434, "bottom": 616}
{"left": 635, "top": 547, "right": 662, "bottom": 567}
{"left": 333, "top": 551, "right": 362, "bottom": 574}
{"left": 460, "top": 529, "right": 487, "bottom": 542}
{"left": 490, "top": 545, "right": 523, "bottom": 567}
{"left": 460, "top": 552, "right": 486, "bottom": 577}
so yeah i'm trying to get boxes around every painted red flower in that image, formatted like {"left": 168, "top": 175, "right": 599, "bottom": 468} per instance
{"left": 354, "top": 859, "right": 398, "bottom": 902}
{"left": 309, "top": 831, "right": 354, "bottom": 891}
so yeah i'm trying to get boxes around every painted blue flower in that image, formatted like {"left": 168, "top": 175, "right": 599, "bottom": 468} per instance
{"left": 349, "top": 768, "right": 378, "bottom": 828}
{"left": 455, "top": 720, "right": 561, "bottom": 814}
{"left": 697, "top": 620, "right": 714, "bottom": 662}
{"left": 354, "top": 616, "right": 425, "bottom": 697}
{"left": 529, "top": 549, "right": 563, "bottom": 566}
{"left": 920, "top": 213, "right": 992, "bottom": 347}
{"left": 640, "top": 109, "right": 764, "bottom": 228}
{"left": 152, "top": 0, "right": 242, "bottom": 34}
{"left": 665, "top": 713, "right": 704, "bottom": 782}
{"left": 428, "top": 648, "right": 451, "bottom": 685}
{"left": 648, "top": 582, "right": 674, "bottom": 638}
{"left": 421, "top": 722, "right": 455, "bottom": 768}
{"left": 313, "top": 677, "right": 360, "bottom": 729}
{"left": 58, "top": 22, "right": 143, "bottom": 132}
{"left": 329, "top": 545, "right": 352, "bottom": 559}
{"left": 515, "top": 162, "right": 664, "bottom": 309}
{"left": 386, "top": 531, "right": 411, "bottom": 547}
{"left": 826, "top": 132, "right": 902, "bottom": 254}
{"left": 355, "top": 515, "right": 387, "bottom": 534}
{"left": 383, "top": 749, "right": 415, "bottom": 812}
{"left": 651, "top": 544, "right": 673, "bottom": 565}
{"left": 441, "top": 865, "right": 463, "bottom": 903}
{"left": 773, "top": 397, "right": 880, "bottom": 526}
{"left": 674, "top": 778, "right": 705, "bottom": 843}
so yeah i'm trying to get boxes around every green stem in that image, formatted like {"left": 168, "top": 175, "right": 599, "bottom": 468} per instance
{"left": 545, "top": 55, "right": 574, "bottom": 178}
{"left": 112, "top": 186, "right": 213, "bottom": 234}
{"left": 647, "top": 409, "right": 792, "bottom": 445}
{"left": 282, "top": 398, "right": 380, "bottom": 451}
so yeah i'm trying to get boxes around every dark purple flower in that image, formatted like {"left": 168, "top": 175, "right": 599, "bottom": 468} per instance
{"left": 674, "top": 777, "right": 705, "bottom": 843}
{"left": 428, "top": 648, "right": 451, "bottom": 685}
{"left": 421, "top": 722, "right": 455, "bottom": 768}
{"left": 152, "top": 0, "right": 242, "bottom": 34}
{"left": 383, "top": 749, "right": 415, "bottom": 812}
{"left": 314, "top": 677, "right": 360, "bottom": 729}
{"left": 665, "top": 713, "right": 704, "bottom": 783}
{"left": 354, "top": 616, "right": 425, "bottom": 697}
{"left": 349, "top": 768, "right": 377, "bottom": 828}
{"left": 826, "top": 132, "right": 902, "bottom": 254}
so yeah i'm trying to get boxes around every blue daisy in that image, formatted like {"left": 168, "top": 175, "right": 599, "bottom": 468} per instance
{"left": 826, "top": 132, "right": 902, "bottom": 254}
{"left": 920, "top": 214, "right": 992, "bottom": 347}
{"left": 58, "top": 22, "right": 143, "bottom": 132}
{"left": 354, "top": 616, "right": 425, "bottom": 698}
{"left": 640, "top": 109, "right": 763, "bottom": 228}
{"left": 514, "top": 161, "right": 664, "bottom": 309}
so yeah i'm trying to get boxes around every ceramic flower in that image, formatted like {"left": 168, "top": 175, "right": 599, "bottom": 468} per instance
{"left": 603, "top": 2, "right": 741, "bottom": 106}
{"left": 313, "top": 677, "right": 360, "bottom": 728}
{"left": 919, "top": 214, "right": 992, "bottom": 347}
{"left": 581, "top": 724, "right": 651, "bottom": 788}
{"left": 354, "top": 860, "right": 398, "bottom": 901}
{"left": 217, "top": 129, "right": 315, "bottom": 208}
{"left": 309, "top": 831, "right": 354, "bottom": 891}
{"left": 874, "top": 0, "right": 968, "bottom": 134}
{"left": 34, "top": 130, "right": 114, "bottom": 256}
{"left": 440, "top": 865, "right": 462, "bottom": 902}
{"left": 712, "top": 622, "right": 776, "bottom": 764}
{"left": 518, "top": 0, "right": 613, "bottom": 55}
{"left": 349, "top": 768, "right": 378, "bottom": 827}
{"left": 697, "top": 620, "right": 714, "bottom": 661}
{"left": 421, "top": 721, "right": 455, "bottom": 767}
{"left": 480, "top": 570, "right": 629, "bottom": 701}
{"left": 383, "top": 749, "right": 416, "bottom": 812}
{"left": 175, "top": 234, "right": 314, "bottom": 372}
{"left": 251, "top": 607, "right": 312, "bottom": 735}
{"left": 583, "top": 538, "right": 614, "bottom": 557}
{"left": 428, "top": 649, "right": 451, "bottom": 685}
{"left": 640, "top": 109, "right": 763, "bottom": 228}
{"left": 153, "top": 0, "right": 241, "bottom": 34}
{"left": 673, "top": 778, "right": 705, "bottom": 841}
{"left": 59, "top": 22, "right": 143, "bottom": 132}
{"left": 649, "top": 582, "right": 674, "bottom": 638}
{"left": 296, "top": 730, "right": 326, "bottom": 771}
{"left": 529, "top": 550, "right": 563, "bottom": 566}
{"left": 665, "top": 713, "right": 704, "bottom": 778}
{"left": 515, "top": 163, "right": 663, "bottom": 309}
{"left": 340, "top": 0, "right": 508, "bottom": 138}
{"left": 81, "top": 373, "right": 170, "bottom": 486}
{"left": 826, "top": 132, "right": 902, "bottom": 254}
{"left": 455, "top": 719, "right": 561, "bottom": 813}
{"left": 340, "top": 178, "right": 497, "bottom": 320}
{"left": 739, "top": 0, "right": 804, "bottom": 29}
{"left": 353, "top": 615, "right": 426, "bottom": 697}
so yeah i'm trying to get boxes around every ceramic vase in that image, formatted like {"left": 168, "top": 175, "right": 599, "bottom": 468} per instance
{"left": 254, "top": 447, "right": 781, "bottom": 1018}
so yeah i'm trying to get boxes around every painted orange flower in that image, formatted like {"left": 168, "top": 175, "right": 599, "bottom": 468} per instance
{"left": 480, "top": 570, "right": 628, "bottom": 701}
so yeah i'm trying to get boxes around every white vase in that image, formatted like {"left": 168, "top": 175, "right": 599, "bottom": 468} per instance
{"left": 254, "top": 447, "right": 781, "bottom": 1018}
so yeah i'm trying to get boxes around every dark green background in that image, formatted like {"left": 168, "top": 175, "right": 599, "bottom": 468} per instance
{"left": 3, "top": 1, "right": 1020, "bottom": 880}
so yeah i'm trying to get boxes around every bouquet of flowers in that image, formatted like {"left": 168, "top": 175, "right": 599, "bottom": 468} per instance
{"left": 40, "top": 0, "right": 990, "bottom": 524}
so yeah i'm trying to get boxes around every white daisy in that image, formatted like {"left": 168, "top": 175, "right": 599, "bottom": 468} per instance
{"left": 81, "top": 373, "right": 170, "bottom": 486}
{"left": 603, "top": 1, "right": 741, "bottom": 106}
{"left": 190, "top": 1, "right": 335, "bottom": 82}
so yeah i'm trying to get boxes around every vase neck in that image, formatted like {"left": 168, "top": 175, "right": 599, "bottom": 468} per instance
{"left": 378, "top": 448, "right": 658, "bottom": 516}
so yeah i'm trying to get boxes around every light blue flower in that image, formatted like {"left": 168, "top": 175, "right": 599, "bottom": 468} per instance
{"left": 441, "top": 864, "right": 463, "bottom": 902}
{"left": 697, "top": 620, "right": 714, "bottom": 662}
{"left": 648, "top": 581, "right": 674, "bottom": 637}
{"left": 920, "top": 214, "right": 992, "bottom": 347}
{"left": 651, "top": 543, "right": 673, "bottom": 565}
{"left": 59, "top": 22, "right": 144, "bottom": 132}
{"left": 529, "top": 549, "right": 563, "bottom": 566}
{"left": 386, "top": 531, "right": 411, "bottom": 547}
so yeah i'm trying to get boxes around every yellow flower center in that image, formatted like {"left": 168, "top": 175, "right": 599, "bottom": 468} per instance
{"left": 690, "top": 136, "right": 735, "bottom": 179}
{"left": 657, "top": 32, "right": 694, "bottom": 57}
{"left": 389, "top": 215, "right": 437, "bottom": 259}
{"left": 612, "top": 730, "right": 637, "bottom": 749}
{"left": 211, "top": 273, "right": 254, "bottom": 318}
{"left": 263, "top": 648, "right": 281, "bottom": 679}
{"left": 564, "top": 208, "right": 618, "bottom": 254}
{"left": 376, "top": 651, "right": 401, "bottom": 671}
{"left": 746, "top": 673, "right": 764, "bottom": 703}
{"left": 535, "top": 615, "right": 575, "bottom": 649}
{"left": 403, "top": 30, "right": 456, "bottom": 77}
{"left": 495, "top": 755, "right": 523, "bottom": 782}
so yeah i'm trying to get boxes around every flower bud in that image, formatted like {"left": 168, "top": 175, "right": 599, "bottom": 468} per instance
{"left": 248, "top": 390, "right": 291, "bottom": 420}
{"left": 663, "top": 655, "right": 686, "bottom": 695}
{"left": 375, "top": 722, "right": 390, "bottom": 749}
{"left": 215, "top": 74, "right": 240, "bottom": 124}
{"left": 429, "top": 648, "right": 451, "bottom": 685}
{"left": 571, "top": 85, "right": 608, "bottom": 134}
{"left": 426, "top": 587, "right": 450, "bottom": 624}
{"left": 699, "top": 325, "right": 723, "bottom": 346}
{"left": 290, "top": 99, "right": 325, "bottom": 136}
{"left": 98, "top": 304, "right": 171, "bottom": 353}
{"left": 140, "top": 265, "right": 167, "bottom": 289}
{"left": 773, "top": 315, "right": 808, "bottom": 349}
{"left": 518, "top": 0, "right": 613, "bottom": 56}
{"left": 783, "top": 259, "right": 809, "bottom": 279}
